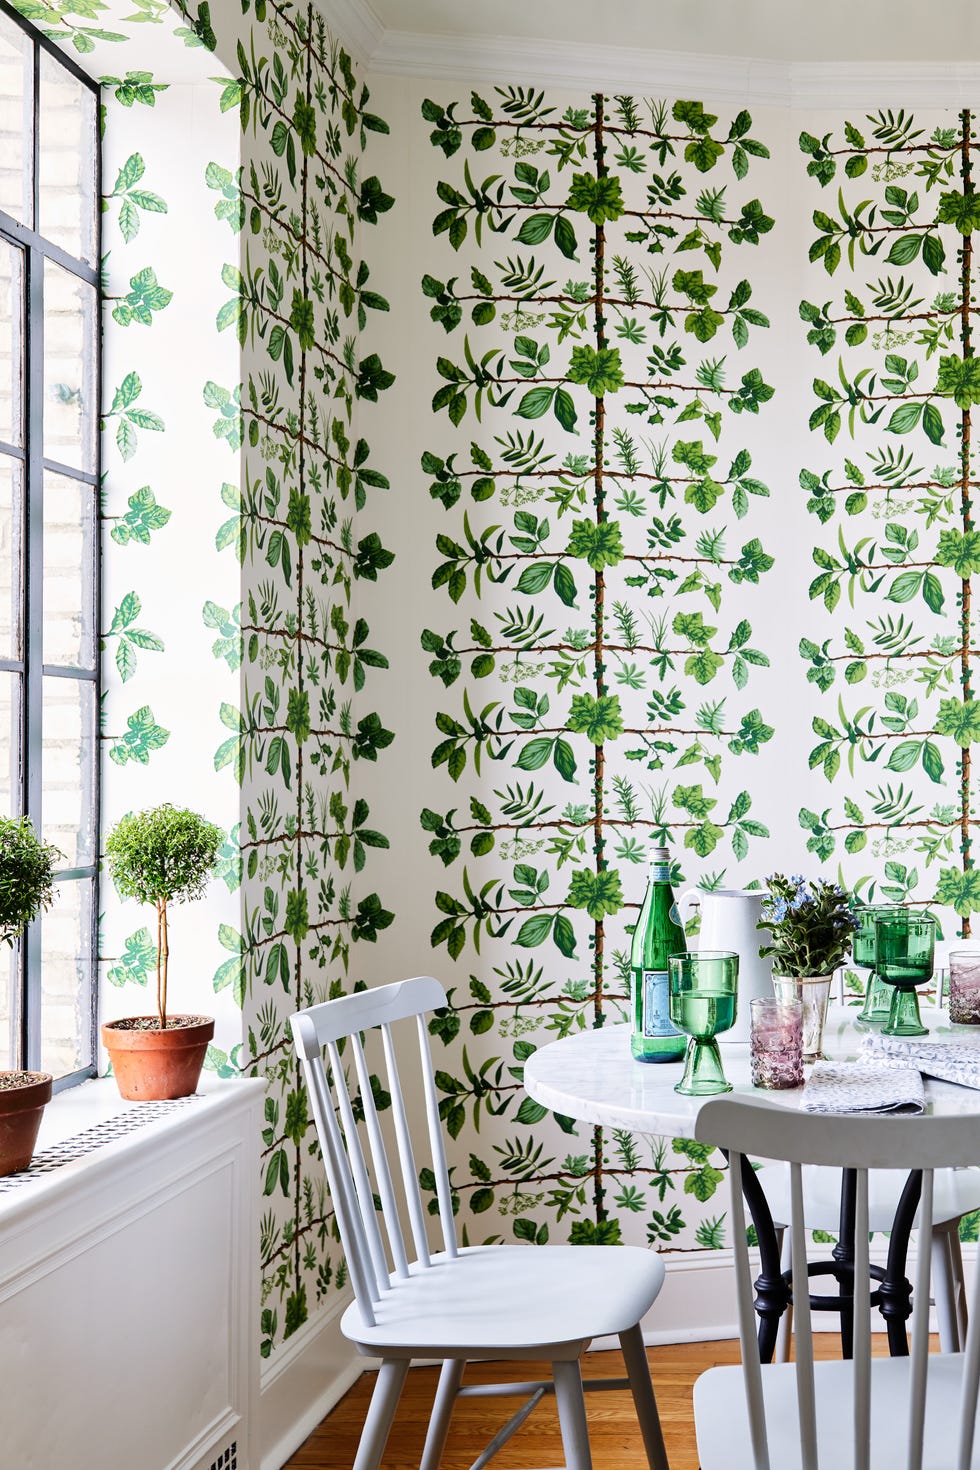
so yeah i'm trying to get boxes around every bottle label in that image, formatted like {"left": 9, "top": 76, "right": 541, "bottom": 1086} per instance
{"left": 651, "top": 861, "right": 670, "bottom": 884}
{"left": 642, "top": 970, "right": 682, "bottom": 1038}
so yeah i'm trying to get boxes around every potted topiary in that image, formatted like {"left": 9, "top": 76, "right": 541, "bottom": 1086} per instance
{"left": 0, "top": 815, "right": 60, "bottom": 1174}
{"left": 103, "top": 803, "right": 223, "bottom": 1100}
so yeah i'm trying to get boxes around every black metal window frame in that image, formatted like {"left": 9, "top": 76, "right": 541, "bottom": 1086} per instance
{"left": 0, "top": 0, "right": 101, "bottom": 1090}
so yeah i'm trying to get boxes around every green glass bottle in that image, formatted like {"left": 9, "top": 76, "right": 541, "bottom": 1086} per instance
{"left": 630, "top": 844, "right": 687, "bottom": 1062}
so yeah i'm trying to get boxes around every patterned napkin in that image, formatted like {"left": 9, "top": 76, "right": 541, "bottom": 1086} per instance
{"left": 861, "top": 1033, "right": 980, "bottom": 1090}
{"left": 801, "top": 1059, "right": 925, "bottom": 1115}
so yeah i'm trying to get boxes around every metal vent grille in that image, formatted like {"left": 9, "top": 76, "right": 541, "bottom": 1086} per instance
{"left": 209, "top": 1443, "right": 237, "bottom": 1470}
{"left": 0, "top": 1096, "right": 198, "bottom": 1193}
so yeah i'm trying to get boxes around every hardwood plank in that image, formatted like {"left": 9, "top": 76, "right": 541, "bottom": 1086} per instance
{"left": 285, "top": 1335, "right": 917, "bottom": 1470}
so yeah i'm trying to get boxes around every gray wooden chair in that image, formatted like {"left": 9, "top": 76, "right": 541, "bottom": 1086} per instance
{"left": 291, "top": 976, "right": 671, "bottom": 1470}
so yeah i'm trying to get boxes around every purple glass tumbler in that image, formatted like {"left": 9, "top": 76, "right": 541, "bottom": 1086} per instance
{"left": 750, "top": 996, "right": 804, "bottom": 1089}
{"left": 949, "top": 950, "right": 980, "bottom": 1025}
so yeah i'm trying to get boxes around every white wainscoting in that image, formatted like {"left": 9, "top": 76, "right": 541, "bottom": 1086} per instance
{"left": 259, "top": 1289, "right": 369, "bottom": 1470}
{"left": 0, "top": 1077, "right": 264, "bottom": 1470}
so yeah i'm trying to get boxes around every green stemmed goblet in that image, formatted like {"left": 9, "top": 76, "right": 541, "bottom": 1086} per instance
{"left": 854, "top": 904, "right": 902, "bottom": 1025}
{"left": 874, "top": 911, "right": 936, "bottom": 1038}
{"left": 668, "top": 950, "right": 739, "bottom": 1096}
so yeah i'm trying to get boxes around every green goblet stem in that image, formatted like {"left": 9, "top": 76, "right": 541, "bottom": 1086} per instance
{"left": 676, "top": 1036, "right": 732, "bottom": 1096}
{"left": 883, "top": 986, "right": 927, "bottom": 1038}
{"left": 858, "top": 970, "right": 892, "bottom": 1026}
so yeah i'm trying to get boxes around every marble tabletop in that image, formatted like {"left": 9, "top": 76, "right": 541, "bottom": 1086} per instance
{"left": 523, "top": 1004, "right": 980, "bottom": 1138}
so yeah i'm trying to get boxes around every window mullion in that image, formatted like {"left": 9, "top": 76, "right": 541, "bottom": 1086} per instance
{"left": 23, "top": 238, "right": 43, "bottom": 1072}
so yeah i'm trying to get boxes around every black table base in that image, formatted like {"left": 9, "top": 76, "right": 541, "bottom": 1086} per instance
{"left": 732, "top": 1153, "right": 921, "bottom": 1361}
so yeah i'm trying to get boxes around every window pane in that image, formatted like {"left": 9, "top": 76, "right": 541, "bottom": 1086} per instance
{"left": 44, "top": 471, "right": 94, "bottom": 669}
{"left": 0, "top": 238, "right": 23, "bottom": 447}
{"left": 42, "top": 674, "right": 94, "bottom": 866}
{"left": 39, "top": 875, "right": 93, "bottom": 1078}
{"left": 44, "top": 260, "right": 96, "bottom": 472}
{"left": 38, "top": 49, "right": 96, "bottom": 265}
{"left": 0, "top": 939, "right": 17, "bottom": 1070}
{"left": 0, "top": 668, "right": 21, "bottom": 814}
{"left": 0, "top": 13, "right": 31, "bottom": 227}
{"left": 0, "top": 456, "right": 22, "bottom": 658}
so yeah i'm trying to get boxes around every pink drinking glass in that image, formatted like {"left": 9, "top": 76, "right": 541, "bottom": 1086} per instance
{"left": 949, "top": 950, "right": 980, "bottom": 1025}
{"left": 750, "top": 996, "right": 804, "bottom": 1089}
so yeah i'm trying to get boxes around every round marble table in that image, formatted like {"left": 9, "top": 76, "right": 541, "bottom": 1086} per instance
{"left": 524, "top": 1004, "right": 980, "bottom": 1359}
{"left": 523, "top": 1004, "right": 980, "bottom": 1136}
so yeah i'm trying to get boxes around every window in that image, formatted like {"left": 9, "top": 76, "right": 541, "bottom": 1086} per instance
{"left": 0, "top": 0, "right": 99, "bottom": 1086}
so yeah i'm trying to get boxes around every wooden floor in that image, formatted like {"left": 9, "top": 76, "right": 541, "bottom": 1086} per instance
{"left": 286, "top": 1335, "right": 907, "bottom": 1470}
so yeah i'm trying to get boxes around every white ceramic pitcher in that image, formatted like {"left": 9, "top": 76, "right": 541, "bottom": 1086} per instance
{"left": 677, "top": 887, "right": 774, "bottom": 1043}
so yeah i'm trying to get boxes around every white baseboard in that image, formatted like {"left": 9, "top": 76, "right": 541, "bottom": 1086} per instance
{"left": 259, "top": 1291, "right": 369, "bottom": 1470}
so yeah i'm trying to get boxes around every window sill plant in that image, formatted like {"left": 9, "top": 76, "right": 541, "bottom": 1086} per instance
{"left": 102, "top": 804, "right": 223, "bottom": 1101}
{"left": 758, "top": 873, "right": 858, "bottom": 1059}
{"left": 0, "top": 815, "right": 60, "bottom": 1174}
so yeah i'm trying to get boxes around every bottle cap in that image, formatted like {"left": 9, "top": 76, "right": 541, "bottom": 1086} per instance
{"left": 650, "top": 845, "right": 669, "bottom": 862}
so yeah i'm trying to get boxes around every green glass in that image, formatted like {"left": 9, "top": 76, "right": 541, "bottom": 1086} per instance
{"left": 630, "top": 846, "right": 686, "bottom": 1063}
{"left": 668, "top": 950, "right": 739, "bottom": 1096}
{"left": 854, "top": 904, "right": 902, "bottom": 1025}
{"left": 874, "top": 912, "right": 936, "bottom": 1037}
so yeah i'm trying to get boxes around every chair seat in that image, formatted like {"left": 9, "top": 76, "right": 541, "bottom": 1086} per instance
{"left": 695, "top": 1353, "right": 980, "bottom": 1470}
{"left": 760, "top": 1163, "right": 980, "bottom": 1234}
{"left": 341, "top": 1244, "right": 665, "bottom": 1355}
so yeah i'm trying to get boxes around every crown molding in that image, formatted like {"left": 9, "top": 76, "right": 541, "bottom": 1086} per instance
{"left": 369, "top": 30, "right": 791, "bottom": 106}
{"left": 791, "top": 60, "right": 980, "bottom": 108}
{"left": 367, "top": 25, "right": 980, "bottom": 110}
{"left": 314, "top": 0, "right": 384, "bottom": 64}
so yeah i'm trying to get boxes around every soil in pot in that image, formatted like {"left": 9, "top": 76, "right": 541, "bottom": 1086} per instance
{"left": 102, "top": 1015, "right": 214, "bottom": 1101}
{"left": 0, "top": 1071, "right": 53, "bottom": 1176}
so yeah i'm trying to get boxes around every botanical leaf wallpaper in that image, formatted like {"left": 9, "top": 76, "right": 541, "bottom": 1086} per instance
{"left": 362, "top": 81, "right": 980, "bottom": 1262}
{"left": 15, "top": 0, "right": 397, "bottom": 1356}
{"left": 372, "top": 86, "right": 781, "bottom": 1254}
{"left": 16, "top": 0, "right": 980, "bottom": 1371}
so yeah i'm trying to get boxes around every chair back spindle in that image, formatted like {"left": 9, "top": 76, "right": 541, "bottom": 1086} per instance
{"left": 290, "top": 976, "right": 456, "bottom": 1320}
{"left": 789, "top": 1161, "right": 817, "bottom": 1470}
{"left": 416, "top": 1013, "right": 458, "bottom": 1258}
{"left": 348, "top": 1029, "right": 410, "bottom": 1279}
{"left": 299, "top": 1035, "right": 378, "bottom": 1326}
{"left": 380, "top": 1021, "right": 432, "bottom": 1268}
{"left": 325, "top": 1037, "right": 391, "bottom": 1299}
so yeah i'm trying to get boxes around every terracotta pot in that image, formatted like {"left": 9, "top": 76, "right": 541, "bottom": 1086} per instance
{"left": 102, "top": 1016, "right": 214, "bottom": 1101}
{"left": 0, "top": 1071, "right": 53, "bottom": 1176}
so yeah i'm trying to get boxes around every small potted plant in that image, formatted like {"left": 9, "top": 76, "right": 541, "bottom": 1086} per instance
{"left": 103, "top": 804, "right": 223, "bottom": 1100}
{"left": 0, "top": 815, "right": 60, "bottom": 1174}
{"left": 759, "top": 873, "right": 858, "bottom": 1058}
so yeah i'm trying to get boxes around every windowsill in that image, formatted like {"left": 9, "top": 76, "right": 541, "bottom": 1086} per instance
{"left": 0, "top": 1074, "right": 265, "bottom": 1218}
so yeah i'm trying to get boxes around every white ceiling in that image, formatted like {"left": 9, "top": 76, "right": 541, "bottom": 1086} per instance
{"left": 368, "top": 0, "right": 980, "bottom": 63}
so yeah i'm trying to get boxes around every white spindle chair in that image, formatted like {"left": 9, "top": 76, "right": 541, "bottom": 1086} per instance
{"left": 291, "top": 976, "right": 670, "bottom": 1470}
{"left": 693, "top": 1095, "right": 980, "bottom": 1470}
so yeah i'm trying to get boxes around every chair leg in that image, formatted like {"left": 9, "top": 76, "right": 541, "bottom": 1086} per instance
{"left": 932, "top": 1226, "right": 960, "bottom": 1353}
{"left": 352, "top": 1359, "right": 410, "bottom": 1470}
{"left": 775, "top": 1225, "right": 793, "bottom": 1364}
{"left": 619, "top": 1322, "right": 670, "bottom": 1470}
{"left": 419, "top": 1358, "right": 465, "bottom": 1470}
{"left": 552, "top": 1359, "right": 593, "bottom": 1470}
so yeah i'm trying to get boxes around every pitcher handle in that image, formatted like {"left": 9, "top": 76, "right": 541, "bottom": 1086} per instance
{"left": 676, "top": 888, "right": 700, "bottom": 926}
